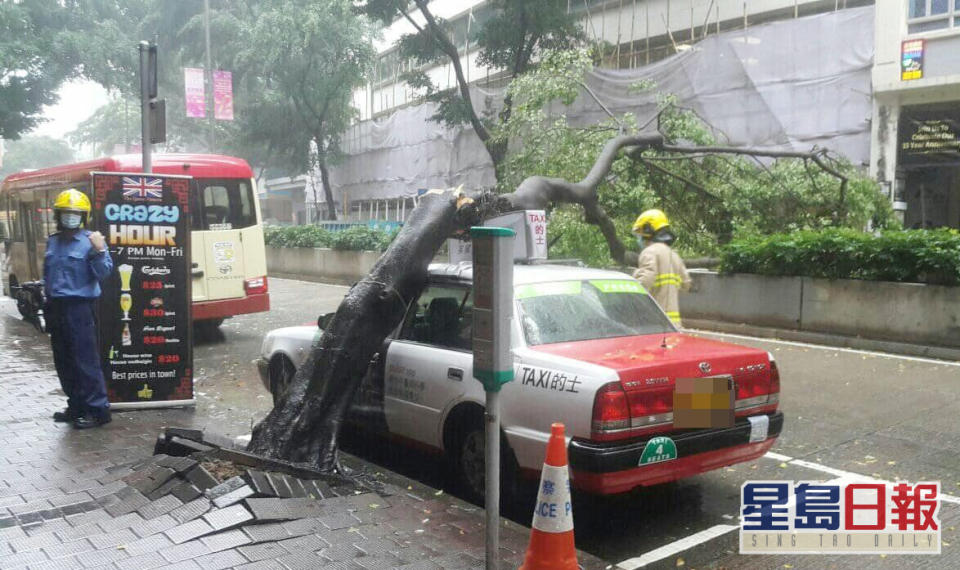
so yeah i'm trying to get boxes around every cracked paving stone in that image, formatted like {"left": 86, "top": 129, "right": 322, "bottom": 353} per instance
{"left": 275, "top": 550, "right": 325, "bottom": 570}
{"left": 165, "top": 517, "right": 215, "bottom": 544}
{"left": 199, "top": 528, "right": 251, "bottom": 552}
{"left": 202, "top": 503, "right": 254, "bottom": 531}
{"left": 184, "top": 466, "right": 218, "bottom": 491}
{"left": 211, "top": 484, "right": 254, "bottom": 508}
{"left": 238, "top": 540, "right": 292, "bottom": 562}
{"left": 138, "top": 494, "right": 183, "bottom": 519}
{"left": 169, "top": 497, "right": 212, "bottom": 524}
{"left": 203, "top": 476, "right": 246, "bottom": 501}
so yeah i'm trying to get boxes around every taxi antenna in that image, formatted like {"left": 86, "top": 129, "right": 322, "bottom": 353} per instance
{"left": 661, "top": 336, "right": 667, "bottom": 348}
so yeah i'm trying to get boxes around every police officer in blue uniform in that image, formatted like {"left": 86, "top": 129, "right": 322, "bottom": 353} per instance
{"left": 44, "top": 189, "right": 114, "bottom": 429}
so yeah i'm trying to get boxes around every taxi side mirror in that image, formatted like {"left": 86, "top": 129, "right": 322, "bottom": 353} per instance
{"left": 318, "top": 312, "right": 335, "bottom": 330}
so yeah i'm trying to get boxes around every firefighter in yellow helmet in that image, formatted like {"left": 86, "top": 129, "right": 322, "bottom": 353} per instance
{"left": 44, "top": 189, "right": 113, "bottom": 428}
{"left": 632, "top": 209, "right": 690, "bottom": 327}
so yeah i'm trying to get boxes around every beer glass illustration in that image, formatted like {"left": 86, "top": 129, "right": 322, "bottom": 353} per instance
{"left": 120, "top": 293, "right": 133, "bottom": 321}
{"left": 118, "top": 264, "right": 134, "bottom": 292}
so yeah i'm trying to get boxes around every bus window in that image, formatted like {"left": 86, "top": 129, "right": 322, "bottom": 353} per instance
{"left": 9, "top": 195, "right": 22, "bottom": 241}
{"left": 197, "top": 179, "right": 257, "bottom": 230}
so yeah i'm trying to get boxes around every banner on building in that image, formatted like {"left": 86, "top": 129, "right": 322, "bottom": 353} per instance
{"left": 91, "top": 172, "right": 194, "bottom": 409}
{"left": 898, "top": 106, "right": 960, "bottom": 166}
{"left": 214, "top": 70, "right": 234, "bottom": 121}
{"left": 184, "top": 67, "right": 205, "bottom": 118}
{"left": 901, "top": 39, "right": 924, "bottom": 81}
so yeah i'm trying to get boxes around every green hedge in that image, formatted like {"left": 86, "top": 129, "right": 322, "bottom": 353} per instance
{"left": 264, "top": 225, "right": 397, "bottom": 252}
{"left": 719, "top": 228, "right": 960, "bottom": 285}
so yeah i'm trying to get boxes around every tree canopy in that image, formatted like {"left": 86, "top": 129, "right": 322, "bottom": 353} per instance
{"left": 0, "top": 135, "right": 75, "bottom": 178}
{"left": 357, "top": 0, "right": 582, "bottom": 180}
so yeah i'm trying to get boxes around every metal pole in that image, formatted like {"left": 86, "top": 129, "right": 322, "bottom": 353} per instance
{"left": 485, "top": 390, "right": 500, "bottom": 570}
{"left": 204, "top": 0, "right": 215, "bottom": 152}
{"left": 139, "top": 41, "right": 152, "bottom": 173}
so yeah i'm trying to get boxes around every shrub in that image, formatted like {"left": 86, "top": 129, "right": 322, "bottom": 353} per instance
{"left": 719, "top": 229, "right": 960, "bottom": 285}
{"left": 263, "top": 224, "right": 396, "bottom": 252}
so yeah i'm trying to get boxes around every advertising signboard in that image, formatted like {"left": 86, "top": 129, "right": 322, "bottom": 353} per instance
{"left": 901, "top": 39, "right": 924, "bottom": 81}
{"left": 91, "top": 172, "right": 194, "bottom": 408}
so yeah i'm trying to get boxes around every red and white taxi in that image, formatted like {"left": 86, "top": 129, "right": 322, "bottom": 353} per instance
{"left": 257, "top": 262, "right": 783, "bottom": 498}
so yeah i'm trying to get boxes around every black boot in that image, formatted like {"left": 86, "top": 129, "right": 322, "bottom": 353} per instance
{"left": 73, "top": 412, "right": 112, "bottom": 429}
{"left": 53, "top": 409, "right": 78, "bottom": 423}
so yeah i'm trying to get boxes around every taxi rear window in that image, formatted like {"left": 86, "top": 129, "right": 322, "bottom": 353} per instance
{"left": 516, "top": 279, "right": 674, "bottom": 345}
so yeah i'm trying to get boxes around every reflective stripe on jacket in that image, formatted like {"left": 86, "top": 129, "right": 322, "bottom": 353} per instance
{"left": 633, "top": 242, "right": 691, "bottom": 326}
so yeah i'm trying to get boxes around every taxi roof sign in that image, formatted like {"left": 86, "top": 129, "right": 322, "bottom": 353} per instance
{"left": 450, "top": 210, "right": 547, "bottom": 264}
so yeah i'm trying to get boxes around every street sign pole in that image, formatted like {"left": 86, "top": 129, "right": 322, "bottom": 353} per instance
{"left": 471, "top": 226, "right": 516, "bottom": 570}
{"left": 138, "top": 41, "right": 152, "bottom": 173}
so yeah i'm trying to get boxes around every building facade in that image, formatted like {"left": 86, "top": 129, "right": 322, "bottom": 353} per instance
{"left": 871, "top": 0, "right": 960, "bottom": 229}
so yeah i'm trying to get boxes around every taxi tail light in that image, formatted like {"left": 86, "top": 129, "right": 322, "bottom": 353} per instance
{"left": 244, "top": 276, "right": 268, "bottom": 295}
{"left": 768, "top": 360, "right": 781, "bottom": 406}
{"left": 626, "top": 386, "right": 673, "bottom": 426}
{"left": 591, "top": 382, "right": 630, "bottom": 438}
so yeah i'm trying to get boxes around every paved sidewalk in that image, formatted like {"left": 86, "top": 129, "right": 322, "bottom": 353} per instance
{"left": 0, "top": 308, "right": 606, "bottom": 570}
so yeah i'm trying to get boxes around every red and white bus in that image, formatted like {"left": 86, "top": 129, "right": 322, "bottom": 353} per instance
{"left": 0, "top": 154, "right": 269, "bottom": 326}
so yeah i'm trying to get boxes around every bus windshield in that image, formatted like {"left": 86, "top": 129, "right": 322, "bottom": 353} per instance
{"left": 516, "top": 280, "right": 675, "bottom": 345}
{"left": 194, "top": 179, "right": 257, "bottom": 231}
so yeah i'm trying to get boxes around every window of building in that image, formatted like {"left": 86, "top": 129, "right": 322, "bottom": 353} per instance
{"left": 907, "top": 0, "right": 960, "bottom": 33}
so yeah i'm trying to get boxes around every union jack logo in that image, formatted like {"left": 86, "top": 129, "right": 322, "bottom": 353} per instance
{"left": 122, "top": 176, "right": 163, "bottom": 200}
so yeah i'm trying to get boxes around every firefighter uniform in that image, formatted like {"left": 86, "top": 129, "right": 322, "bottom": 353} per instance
{"left": 44, "top": 190, "right": 114, "bottom": 428}
{"left": 633, "top": 241, "right": 691, "bottom": 326}
{"left": 631, "top": 209, "right": 691, "bottom": 327}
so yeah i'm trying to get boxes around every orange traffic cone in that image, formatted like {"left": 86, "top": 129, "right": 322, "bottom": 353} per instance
{"left": 520, "top": 422, "right": 578, "bottom": 570}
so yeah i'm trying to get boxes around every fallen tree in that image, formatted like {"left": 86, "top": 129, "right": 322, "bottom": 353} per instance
{"left": 248, "top": 131, "right": 850, "bottom": 471}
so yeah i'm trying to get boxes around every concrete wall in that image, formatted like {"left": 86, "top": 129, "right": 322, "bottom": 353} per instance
{"left": 685, "top": 270, "right": 960, "bottom": 348}
{"left": 266, "top": 246, "right": 382, "bottom": 285}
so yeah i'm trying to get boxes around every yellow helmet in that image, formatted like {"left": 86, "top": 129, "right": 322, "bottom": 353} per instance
{"left": 632, "top": 209, "right": 670, "bottom": 238}
{"left": 53, "top": 189, "right": 91, "bottom": 213}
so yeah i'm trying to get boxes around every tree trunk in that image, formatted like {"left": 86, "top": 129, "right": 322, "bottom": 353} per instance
{"left": 317, "top": 156, "right": 337, "bottom": 221}
{"left": 248, "top": 190, "right": 479, "bottom": 470}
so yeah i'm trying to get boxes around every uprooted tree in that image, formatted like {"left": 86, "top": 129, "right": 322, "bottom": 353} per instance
{"left": 247, "top": 131, "right": 850, "bottom": 471}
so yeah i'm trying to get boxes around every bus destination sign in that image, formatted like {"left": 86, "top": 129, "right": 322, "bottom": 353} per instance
{"left": 91, "top": 172, "right": 194, "bottom": 407}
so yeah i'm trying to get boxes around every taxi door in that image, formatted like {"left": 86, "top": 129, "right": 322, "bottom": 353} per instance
{"left": 383, "top": 285, "right": 474, "bottom": 449}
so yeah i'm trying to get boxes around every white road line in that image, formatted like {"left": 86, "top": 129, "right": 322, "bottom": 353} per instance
{"left": 763, "top": 451, "right": 794, "bottom": 462}
{"left": 688, "top": 329, "right": 960, "bottom": 367}
{"left": 614, "top": 524, "right": 739, "bottom": 569}
{"left": 764, "top": 453, "right": 960, "bottom": 504}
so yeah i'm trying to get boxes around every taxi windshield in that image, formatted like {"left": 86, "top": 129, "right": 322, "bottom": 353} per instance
{"left": 516, "top": 280, "right": 675, "bottom": 345}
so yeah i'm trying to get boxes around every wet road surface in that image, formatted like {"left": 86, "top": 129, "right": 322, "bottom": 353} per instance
{"left": 4, "top": 276, "right": 959, "bottom": 568}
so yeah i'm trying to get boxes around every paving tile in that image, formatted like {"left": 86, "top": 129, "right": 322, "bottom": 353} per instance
{"left": 73, "top": 545, "right": 129, "bottom": 568}
{"left": 199, "top": 528, "right": 251, "bottom": 552}
{"left": 120, "top": 532, "right": 174, "bottom": 556}
{"left": 203, "top": 476, "right": 246, "bottom": 501}
{"left": 184, "top": 466, "right": 218, "bottom": 491}
{"left": 1, "top": 548, "right": 49, "bottom": 567}
{"left": 234, "top": 561, "right": 286, "bottom": 570}
{"left": 145, "top": 477, "right": 181, "bottom": 500}
{"left": 242, "top": 522, "right": 291, "bottom": 543}
{"left": 318, "top": 542, "right": 361, "bottom": 562}
{"left": 169, "top": 497, "right": 211, "bottom": 524}
{"left": 165, "top": 518, "right": 215, "bottom": 544}
{"left": 41, "top": 536, "right": 95, "bottom": 559}
{"left": 202, "top": 503, "right": 253, "bottom": 531}
{"left": 159, "top": 539, "right": 213, "bottom": 563}
{"left": 87, "top": 527, "right": 137, "bottom": 550}
{"left": 113, "top": 551, "right": 171, "bottom": 570}
{"left": 137, "top": 493, "right": 182, "bottom": 519}
{"left": 194, "top": 548, "right": 249, "bottom": 570}
{"left": 238, "top": 540, "right": 292, "bottom": 562}
{"left": 276, "top": 550, "right": 326, "bottom": 570}
{"left": 284, "top": 476, "right": 308, "bottom": 499}
{"left": 7, "top": 529, "right": 62, "bottom": 552}
{"left": 245, "top": 470, "right": 275, "bottom": 496}
{"left": 128, "top": 513, "right": 178, "bottom": 537}
{"left": 171, "top": 481, "right": 202, "bottom": 503}
{"left": 211, "top": 484, "right": 254, "bottom": 508}
{"left": 97, "top": 512, "right": 145, "bottom": 532}
{"left": 267, "top": 473, "right": 293, "bottom": 498}
{"left": 277, "top": 532, "right": 327, "bottom": 553}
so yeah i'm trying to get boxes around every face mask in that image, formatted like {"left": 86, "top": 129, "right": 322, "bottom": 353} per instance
{"left": 61, "top": 213, "right": 82, "bottom": 229}
{"left": 636, "top": 236, "right": 646, "bottom": 248}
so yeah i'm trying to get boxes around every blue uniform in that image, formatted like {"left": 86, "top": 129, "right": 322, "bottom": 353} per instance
{"left": 43, "top": 230, "right": 114, "bottom": 420}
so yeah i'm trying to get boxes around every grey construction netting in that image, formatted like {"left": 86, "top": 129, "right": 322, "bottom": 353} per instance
{"left": 327, "top": 5, "right": 874, "bottom": 203}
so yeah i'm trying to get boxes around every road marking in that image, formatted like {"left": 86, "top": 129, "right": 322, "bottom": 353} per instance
{"left": 614, "top": 524, "right": 739, "bottom": 569}
{"left": 764, "top": 453, "right": 960, "bottom": 504}
{"left": 763, "top": 451, "right": 793, "bottom": 462}
{"left": 689, "top": 329, "right": 960, "bottom": 367}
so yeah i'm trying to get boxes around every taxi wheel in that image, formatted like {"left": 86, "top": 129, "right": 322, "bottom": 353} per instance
{"left": 269, "top": 355, "right": 296, "bottom": 406}
{"left": 449, "top": 414, "right": 521, "bottom": 506}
